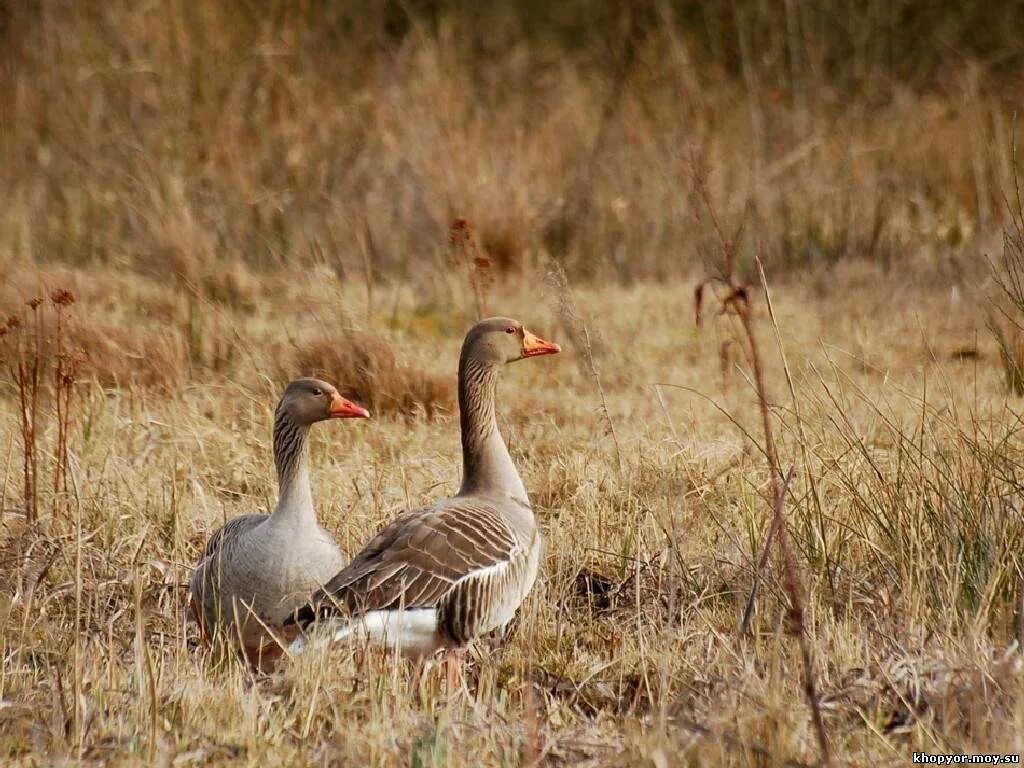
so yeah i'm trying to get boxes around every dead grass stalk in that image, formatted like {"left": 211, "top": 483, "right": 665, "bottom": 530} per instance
{"left": 692, "top": 163, "right": 836, "bottom": 768}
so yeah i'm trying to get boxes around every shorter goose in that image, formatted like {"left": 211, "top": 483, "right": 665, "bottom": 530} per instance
{"left": 289, "top": 318, "right": 560, "bottom": 661}
{"left": 190, "top": 378, "right": 369, "bottom": 668}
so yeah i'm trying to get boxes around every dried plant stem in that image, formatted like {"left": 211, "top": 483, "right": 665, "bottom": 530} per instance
{"left": 52, "top": 298, "right": 76, "bottom": 503}
{"left": 448, "top": 218, "right": 492, "bottom": 320}
{"left": 693, "top": 166, "right": 835, "bottom": 768}
{"left": 72, "top": 482, "right": 83, "bottom": 752}
{"left": 740, "top": 466, "right": 794, "bottom": 633}
{"left": 756, "top": 256, "right": 833, "bottom": 603}
{"left": 9, "top": 303, "right": 43, "bottom": 523}
{"left": 134, "top": 567, "right": 159, "bottom": 763}
{"left": 1, "top": 434, "right": 12, "bottom": 521}
{"left": 735, "top": 286, "right": 834, "bottom": 768}
{"left": 582, "top": 324, "right": 623, "bottom": 474}
{"left": 54, "top": 304, "right": 65, "bottom": 496}
{"left": 548, "top": 261, "right": 624, "bottom": 474}
{"left": 989, "top": 128, "right": 1024, "bottom": 395}
{"left": 15, "top": 351, "right": 38, "bottom": 523}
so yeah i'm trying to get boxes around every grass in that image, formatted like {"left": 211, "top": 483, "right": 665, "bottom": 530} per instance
{"left": 0, "top": 2, "right": 1018, "bottom": 283}
{"left": 1, "top": 262, "right": 1022, "bottom": 765}
{"left": 2, "top": 2, "right": 1024, "bottom": 765}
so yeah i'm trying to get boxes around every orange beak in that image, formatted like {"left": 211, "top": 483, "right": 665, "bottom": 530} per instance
{"left": 521, "top": 328, "right": 561, "bottom": 358}
{"left": 328, "top": 392, "right": 370, "bottom": 419}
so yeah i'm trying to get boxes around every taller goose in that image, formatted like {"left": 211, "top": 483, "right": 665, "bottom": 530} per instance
{"left": 290, "top": 318, "right": 560, "bottom": 656}
{"left": 190, "top": 378, "right": 369, "bottom": 667}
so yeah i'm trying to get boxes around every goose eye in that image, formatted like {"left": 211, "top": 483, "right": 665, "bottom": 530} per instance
{"left": 505, "top": 327, "right": 516, "bottom": 334}
{"left": 311, "top": 387, "right": 323, "bottom": 396}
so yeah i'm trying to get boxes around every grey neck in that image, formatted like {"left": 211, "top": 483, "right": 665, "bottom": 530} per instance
{"left": 457, "top": 353, "right": 528, "bottom": 503}
{"left": 270, "top": 407, "right": 316, "bottom": 527}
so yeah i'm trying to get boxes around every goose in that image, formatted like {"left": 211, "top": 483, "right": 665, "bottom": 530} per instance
{"left": 189, "top": 378, "right": 369, "bottom": 668}
{"left": 288, "top": 317, "right": 560, "bottom": 666}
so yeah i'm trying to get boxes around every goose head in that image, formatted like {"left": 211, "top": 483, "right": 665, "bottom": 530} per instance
{"left": 277, "top": 378, "right": 370, "bottom": 425}
{"left": 462, "top": 317, "right": 561, "bottom": 367}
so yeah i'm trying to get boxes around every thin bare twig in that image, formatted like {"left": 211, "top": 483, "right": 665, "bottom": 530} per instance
{"left": 548, "top": 261, "right": 624, "bottom": 474}
{"left": 748, "top": 255, "right": 833, "bottom": 619}
{"left": 740, "top": 465, "right": 796, "bottom": 633}
{"left": 691, "top": 162, "right": 836, "bottom": 768}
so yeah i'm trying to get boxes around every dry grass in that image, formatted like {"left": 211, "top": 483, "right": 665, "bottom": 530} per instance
{"left": 1, "top": 264, "right": 1022, "bottom": 765}
{"left": 0, "top": 3, "right": 1017, "bottom": 285}
{"left": 2, "top": 3, "right": 1024, "bottom": 766}
{"left": 290, "top": 329, "right": 455, "bottom": 419}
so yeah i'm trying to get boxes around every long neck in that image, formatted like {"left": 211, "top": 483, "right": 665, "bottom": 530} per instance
{"left": 269, "top": 407, "right": 316, "bottom": 527}
{"left": 457, "top": 352, "right": 528, "bottom": 502}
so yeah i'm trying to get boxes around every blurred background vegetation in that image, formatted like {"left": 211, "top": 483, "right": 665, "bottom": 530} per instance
{"left": 0, "top": 0, "right": 1021, "bottom": 285}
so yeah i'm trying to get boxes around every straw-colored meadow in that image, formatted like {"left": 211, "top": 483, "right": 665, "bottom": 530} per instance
{"left": 2, "top": 3, "right": 1024, "bottom": 766}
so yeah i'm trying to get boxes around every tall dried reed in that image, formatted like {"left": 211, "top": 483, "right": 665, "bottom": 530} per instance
{"left": 691, "top": 163, "right": 835, "bottom": 768}
{"left": 0, "top": 290, "right": 82, "bottom": 523}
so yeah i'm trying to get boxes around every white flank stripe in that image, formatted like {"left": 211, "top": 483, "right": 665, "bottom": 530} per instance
{"left": 289, "top": 609, "right": 443, "bottom": 657}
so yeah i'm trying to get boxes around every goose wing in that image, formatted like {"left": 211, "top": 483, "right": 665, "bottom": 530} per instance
{"left": 292, "top": 501, "right": 520, "bottom": 629}
{"left": 195, "top": 513, "right": 266, "bottom": 564}
{"left": 188, "top": 514, "right": 267, "bottom": 636}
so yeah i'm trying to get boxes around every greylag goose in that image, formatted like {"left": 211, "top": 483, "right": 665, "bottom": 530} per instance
{"left": 289, "top": 317, "right": 560, "bottom": 660}
{"left": 189, "top": 378, "right": 369, "bottom": 668}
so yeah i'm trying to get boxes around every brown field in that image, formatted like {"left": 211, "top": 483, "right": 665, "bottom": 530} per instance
{"left": 2, "top": 3, "right": 1024, "bottom": 766}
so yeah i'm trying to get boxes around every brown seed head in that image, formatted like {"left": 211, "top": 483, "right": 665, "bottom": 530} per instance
{"left": 7, "top": 315, "right": 21, "bottom": 329}
{"left": 51, "top": 289, "right": 76, "bottom": 306}
{"left": 449, "top": 217, "right": 471, "bottom": 245}
{"left": 27, "top": 297, "right": 43, "bottom": 310}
